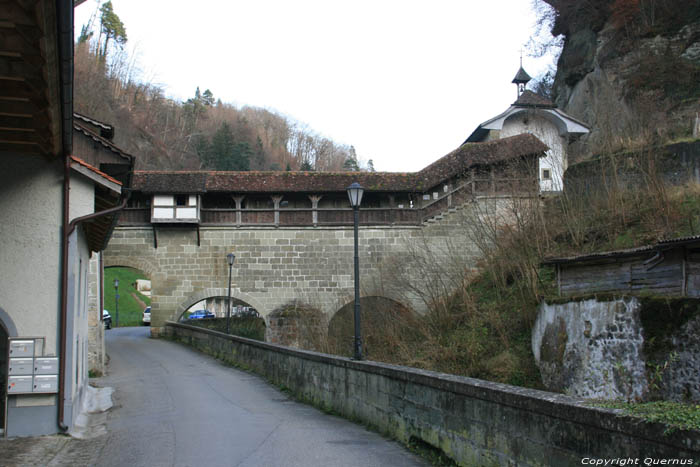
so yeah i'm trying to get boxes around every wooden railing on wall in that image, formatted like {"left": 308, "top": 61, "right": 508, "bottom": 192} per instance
{"left": 118, "top": 178, "right": 537, "bottom": 228}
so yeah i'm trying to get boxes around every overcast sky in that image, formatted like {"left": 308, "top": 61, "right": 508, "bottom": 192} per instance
{"left": 75, "top": 0, "right": 554, "bottom": 172}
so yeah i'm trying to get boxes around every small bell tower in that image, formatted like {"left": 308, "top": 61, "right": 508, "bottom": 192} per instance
{"left": 512, "top": 55, "right": 532, "bottom": 99}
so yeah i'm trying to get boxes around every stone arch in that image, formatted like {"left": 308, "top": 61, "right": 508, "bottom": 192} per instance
{"left": 174, "top": 288, "right": 267, "bottom": 323}
{"left": 103, "top": 256, "right": 157, "bottom": 279}
{"left": 327, "top": 294, "right": 414, "bottom": 322}
{"left": 0, "top": 307, "right": 13, "bottom": 433}
{"left": 265, "top": 300, "right": 327, "bottom": 349}
{"left": 328, "top": 295, "right": 421, "bottom": 360}
{"left": 0, "top": 306, "right": 18, "bottom": 337}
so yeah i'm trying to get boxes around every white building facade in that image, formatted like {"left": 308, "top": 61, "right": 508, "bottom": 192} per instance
{"left": 465, "top": 66, "right": 590, "bottom": 192}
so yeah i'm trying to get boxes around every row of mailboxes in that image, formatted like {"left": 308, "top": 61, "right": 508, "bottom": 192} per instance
{"left": 6, "top": 339, "right": 59, "bottom": 394}
{"left": 9, "top": 357, "right": 58, "bottom": 375}
{"left": 7, "top": 375, "right": 58, "bottom": 393}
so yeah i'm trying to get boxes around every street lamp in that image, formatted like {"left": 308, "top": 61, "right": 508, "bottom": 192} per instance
{"left": 114, "top": 278, "right": 120, "bottom": 328}
{"left": 226, "top": 252, "right": 235, "bottom": 334}
{"left": 346, "top": 182, "right": 364, "bottom": 360}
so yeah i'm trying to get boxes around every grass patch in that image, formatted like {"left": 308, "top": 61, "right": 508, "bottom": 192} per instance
{"left": 590, "top": 400, "right": 700, "bottom": 434}
{"left": 104, "top": 267, "right": 151, "bottom": 327}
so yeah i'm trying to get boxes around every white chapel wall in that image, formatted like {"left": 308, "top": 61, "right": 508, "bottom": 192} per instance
{"left": 500, "top": 113, "right": 567, "bottom": 191}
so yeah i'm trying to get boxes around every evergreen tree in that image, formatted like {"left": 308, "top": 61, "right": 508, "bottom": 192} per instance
{"left": 99, "top": 1, "right": 127, "bottom": 58}
{"left": 203, "top": 122, "right": 251, "bottom": 171}
{"left": 367, "top": 159, "right": 376, "bottom": 172}
{"left": 343, "top": 146, "right": 360, "bottom": 171}
{"left": 202, "top": 89, "right": 215, "bottom": 106}
{"left": 300, "top": 160, "right": 314, "bottom": 171}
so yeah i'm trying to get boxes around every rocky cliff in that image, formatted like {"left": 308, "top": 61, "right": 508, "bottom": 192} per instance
{"left": 545, "top": 0, "right": 700, "bottom": 158}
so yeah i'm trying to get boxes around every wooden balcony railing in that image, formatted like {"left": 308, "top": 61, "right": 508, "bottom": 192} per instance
{"left": 117, "top": 178, "right": 537, "bottom": 228}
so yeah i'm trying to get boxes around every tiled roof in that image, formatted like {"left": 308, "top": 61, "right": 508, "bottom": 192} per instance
{"left": 69, "top": 156, "right": 123, "bottom": 186}
{"left": 132, "top": 133, "right": 548, "bottom": 194}
{"left": 513, "top": 90, "right": 556, "bottom": 108}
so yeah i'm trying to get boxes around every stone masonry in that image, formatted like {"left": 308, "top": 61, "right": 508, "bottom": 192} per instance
{"left": 103, "top": 198, "right": 513, "bottom": 335}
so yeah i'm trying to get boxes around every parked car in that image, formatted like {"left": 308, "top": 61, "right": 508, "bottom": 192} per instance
{"left": 142, "top": 306, "right": 151, "bottom": 326}
{"left": 187, "top": 309, "right": 215, "bottom": 320}
{"left": 103, "top": 310, "right": 112, "bottom": 329}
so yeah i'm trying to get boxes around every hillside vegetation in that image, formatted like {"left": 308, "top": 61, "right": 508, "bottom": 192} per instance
{"left": 74, "top": 2, "right": 365, "bottom": 172}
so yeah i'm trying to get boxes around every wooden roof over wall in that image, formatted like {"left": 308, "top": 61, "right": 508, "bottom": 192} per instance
{"left": 133, "top": 133, "right": 548, "bottom": 195}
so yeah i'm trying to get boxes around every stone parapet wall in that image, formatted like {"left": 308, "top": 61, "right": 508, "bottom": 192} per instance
{"left": 166, "top": 322, "right": 700, "bottom": 465}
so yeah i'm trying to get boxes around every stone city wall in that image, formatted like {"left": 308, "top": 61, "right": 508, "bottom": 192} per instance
{"left": 104, "top": 198, "right": 507, "bottom": 334}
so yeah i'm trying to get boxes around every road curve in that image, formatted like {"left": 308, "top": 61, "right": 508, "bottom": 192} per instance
{"left": 97, "top": 327, "right": 426, "bottom": 467}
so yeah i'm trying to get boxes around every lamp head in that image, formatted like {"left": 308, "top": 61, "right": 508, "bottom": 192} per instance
{"left": 346, "top": 182, "right": 364, "bottom": 208}
{"left": 114, "top": 278, "right": 119, "bottom": 288}
{"left": 227, "top": 252, "right": 236, "bottom": 266}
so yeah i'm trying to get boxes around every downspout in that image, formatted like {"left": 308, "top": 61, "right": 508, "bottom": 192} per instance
{"left": 59, "top": 187, "right": 129, "bottom": 431}
{"left": 56, "top": 0, "right": 74, "bottom": 433}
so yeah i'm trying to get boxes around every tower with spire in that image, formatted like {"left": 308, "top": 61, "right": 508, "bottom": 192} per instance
{"left": 463, "top": 61, "right": 590, "bottom": 192}
{"left": 512, "top": 62, "right": 532, "bottom": 98}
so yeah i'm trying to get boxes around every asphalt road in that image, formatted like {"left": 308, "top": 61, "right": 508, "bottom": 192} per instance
{"left": 95, "top": 326, "right": 426, "bottom": 467}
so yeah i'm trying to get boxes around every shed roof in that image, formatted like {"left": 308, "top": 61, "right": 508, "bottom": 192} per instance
{"left": 133, "top": 133, "right": 548, "bottom": 194}
{"left": 542, "top": 235, "right": 700, "bottom": 265}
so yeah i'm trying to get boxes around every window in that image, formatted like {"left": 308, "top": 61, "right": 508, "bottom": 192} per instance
{"left": 175, "top": 195, "right": 188, "bottom": 206}
{"left": 542, "top": 169, "right": 551, "bottom": 180}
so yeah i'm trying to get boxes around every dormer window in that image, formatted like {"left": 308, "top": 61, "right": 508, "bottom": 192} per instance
{"left": 152, "top": 194, "right": 200, "bottom": 223}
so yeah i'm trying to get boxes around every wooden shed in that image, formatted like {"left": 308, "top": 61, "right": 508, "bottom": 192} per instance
{"left": 543, "top": 236, "right": 700, "bottom": 297}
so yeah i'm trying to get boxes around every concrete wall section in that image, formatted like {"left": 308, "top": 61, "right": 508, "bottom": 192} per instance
{"left": 533, "top": 297, "right": 700, "bottom": 403}
{"left": 166, "top": 323, "right": 700, "bottom": 465}
{"left": 63, "top": 228, "right": 92, "bottom": 430}
{"left": 87, "top": 253, "right": 105, "bottom": 373}
{"left": 0, "top": 155, "right": 63, "bottom": 355}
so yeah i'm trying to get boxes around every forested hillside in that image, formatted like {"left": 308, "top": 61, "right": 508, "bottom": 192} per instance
{"left": 74, "top": 2, "right": 364, "bottom": 172}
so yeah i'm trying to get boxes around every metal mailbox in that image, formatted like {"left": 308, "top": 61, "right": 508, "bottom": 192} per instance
{"left": 33, "top": 375, "right": 58, "bottom": 393}
{"left": 34, "top": 357, "right": 59, "bottom": 375}
{"left": 9, "top": 340, "right": 34, "bottom": 358}
{"left": 8, "top": 376, "right": 33, "bottom": 394}
{"left": 8, "top": 358, "right": 34, "bottom": 376}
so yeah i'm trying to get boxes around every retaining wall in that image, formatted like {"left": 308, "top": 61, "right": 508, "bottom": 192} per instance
{"left": 165, "top": 322, "right": 700, "bottom": 466}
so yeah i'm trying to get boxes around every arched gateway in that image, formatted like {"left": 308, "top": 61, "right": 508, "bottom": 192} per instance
{"left": 104, "top": 134, "right": 547, "bottom": 336}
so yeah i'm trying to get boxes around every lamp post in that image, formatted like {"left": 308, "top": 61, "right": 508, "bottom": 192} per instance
{"left": 226, "top": 252, "right": 235, "bottom": 334}
{"left": 346, "top": 182, "right": 364, "bottom": 360}
{"left": 114, "top": 278, "right": 120, "bottom": 328}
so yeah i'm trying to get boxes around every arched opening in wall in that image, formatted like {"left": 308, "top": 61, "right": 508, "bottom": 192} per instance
{"left": 328, "top": 297, "right": 422, "bottom": 363}
{"left": 266, "top": 301, "right": 326, "bottom": 351}
{"left": 104, "top": 266, "right": 151, "bottom": 327}
{"left": 0, "top": 317, "right": 7, "bottom": 433}
{"left": 177, "top": 296, "right": 265, "bottom": 341}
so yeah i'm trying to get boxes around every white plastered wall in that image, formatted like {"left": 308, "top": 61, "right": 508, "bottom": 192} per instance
{"left": 500, "top": 113, "right": 567, "bottom": 192}
{"left": 0, "top": 154, "right": 63, "bottom": 354}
